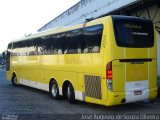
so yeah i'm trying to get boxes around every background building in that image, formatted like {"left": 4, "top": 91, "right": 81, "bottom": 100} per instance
{"left": 38, "top": 0, "right": 160, "bottom": 77}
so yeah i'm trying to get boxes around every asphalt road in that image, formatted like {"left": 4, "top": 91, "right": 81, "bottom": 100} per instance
{"left": 0, "top": 69, "right": 160, "bottom": 120}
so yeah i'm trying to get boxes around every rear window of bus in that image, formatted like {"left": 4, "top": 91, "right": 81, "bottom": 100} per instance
{"left": 112, "top": 16, "right": 154, "bottom": 48}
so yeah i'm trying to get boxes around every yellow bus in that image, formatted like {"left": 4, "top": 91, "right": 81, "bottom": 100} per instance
{"left": 6, "top": 15, "right": 157, "bottom": 106}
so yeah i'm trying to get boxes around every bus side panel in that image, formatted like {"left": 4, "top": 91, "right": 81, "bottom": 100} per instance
{"left": 148, "top": 29, "right": 157, "bottom": 99}
{"left": 77, "top": 73, "right": 85, "bottom": 100}
{"left": 6, "top": 56, "right": 13, "bottom": 80}
{"left": 12, "top": 56, "right": 20, "bottom": 81}
{"left": 20, "top": 56, "right": 39, "bottom": 81}
{"left": 64, "top": 72, "right": 81, "bottom": 99}
{"left": 27, "top": 56, "right": 40, "bottom": 82}
{"left": 43, "top": 70, "right": 64, "bottom": 92}
{"left": 149, "top": 59, "right": 157, "bottom": 99}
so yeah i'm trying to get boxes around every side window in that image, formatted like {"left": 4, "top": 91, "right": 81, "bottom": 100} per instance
{"left": 39, "top": 36, "right": 47, "bottom": 55}
{"left": 7, "top": 43, "right": 12, "bottom": 57}
{"left": 65, "top": 29, "right": 82, "bottom": 54}
{"left": 32, "top": 39, "right": 39, "bottom": 55}
{"left": 82, "top": 25, "right": 103, "bottom": 53}
{"left": 39, "top": 37, "right": 46, "bottom": 55}
{"left": 12, "top": 42, "right": 19, "bottom": 56}
{"left": 54, "top": 33, "right": 65, "bottom": 54}
{"left": 44, "top": 35, "right": 55, "bottom": 55}
{"left": 6, "top": 43, "right": 12, "bottom": 71}
{"left": 7, "top": 43, "right": 12, "bottom": 51}
{"left": 32, "top": 38, "right": 40, "bottom": 55}
{"left": 19, "top": 41, "right": 27, "bottom": 56}
{"left": 50, "top": 35, "right": 58, "bottom": 54}
{"left": 27, "top": 39, "right": 37, "bottom": 56}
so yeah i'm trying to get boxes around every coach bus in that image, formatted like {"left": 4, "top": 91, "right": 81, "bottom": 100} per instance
{"left": 6, "top": 15, "right": 157, "bottom": 106}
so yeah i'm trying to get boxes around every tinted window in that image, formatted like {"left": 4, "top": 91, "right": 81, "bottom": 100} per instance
{"left": 7, "top": 43, "right": 12, "bottom": 50}
{"left": 54, "top": 33, "right": 65, "bottom": 54}
{"left": 65, "top": 29, "right": 82, "bottom": 54}
{"left": 113, "top": 17, "right": 154, "bottom": 48}
{"left": 27, "top": 39, "right": 37, "bottom": 55}
{"left": 40, "top": 36, "right": 51, "bottom": 55}
{"left": 7, "top": 43, "right": 12, "bottom": 57}
{"left": 45, "top": 36, "right": 56, "bottom": 55}
{"left": 7, "top": 43, "right": 12, "bottom": 58}
{"left": 12, "top": 42, "right": 19, "bottom": 56}
{"left": 11, "top": 25, "right": 103, "bottom": 56}
{"left": 18, "top": 41, "right": 27, "bottom": 56}
{"left": 82, "top": 25, "right": 103, "bottom": 53}
{"left": 6, "top": 43, "right": 12, "bottom": 71}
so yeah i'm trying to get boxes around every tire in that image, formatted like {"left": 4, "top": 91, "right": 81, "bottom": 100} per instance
{"left": 11, "top": 75, "right": 18, "bottom": 86}
{"left": 67, "top": 83, "right": 76, "bottom": 104}
{"left": 49, "top": 80, "right": 59, "bottom": 99}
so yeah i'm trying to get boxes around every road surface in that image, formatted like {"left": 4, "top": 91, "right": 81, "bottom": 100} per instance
{"left": 0, "top": 69, "right": 160, "bottom": 120}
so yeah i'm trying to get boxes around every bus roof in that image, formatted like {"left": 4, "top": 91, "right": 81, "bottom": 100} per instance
{"left": 10, "top": 15, "right": 150, "bottom": 44}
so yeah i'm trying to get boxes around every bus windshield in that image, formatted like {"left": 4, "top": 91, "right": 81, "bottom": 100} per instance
{"left": 113, "top": 17, "right": 154, "bottom": 48}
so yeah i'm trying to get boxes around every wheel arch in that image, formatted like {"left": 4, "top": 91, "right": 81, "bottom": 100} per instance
{"left": 13, "top": 71, "right": 16, "bottom": 76}
{"left": 12, "top": 71, "right": 17, "bottom": 80}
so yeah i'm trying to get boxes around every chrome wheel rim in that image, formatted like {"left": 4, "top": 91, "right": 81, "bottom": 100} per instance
{"left": 14, "top": 77, "right": 17, "bottom": 84}
{"left": 51, "top": 84, "right": 57, "bottom": 97}
{"left": 67, "top": 86, "right": 71, "bottom": 99}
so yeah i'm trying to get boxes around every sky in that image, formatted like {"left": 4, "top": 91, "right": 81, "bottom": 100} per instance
{"left": 0, "top": 0, "right": 80, "bottom": 53}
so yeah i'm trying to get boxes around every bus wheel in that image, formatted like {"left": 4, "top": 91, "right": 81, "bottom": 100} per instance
{"left": 67, "top": 83, "right": 75, "bottom": 104}
{"left": 49, "top": 80, "right": 59, "bottom": 99}
{"left": 11, "top": 75, "right": 18, "bottom": 86}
